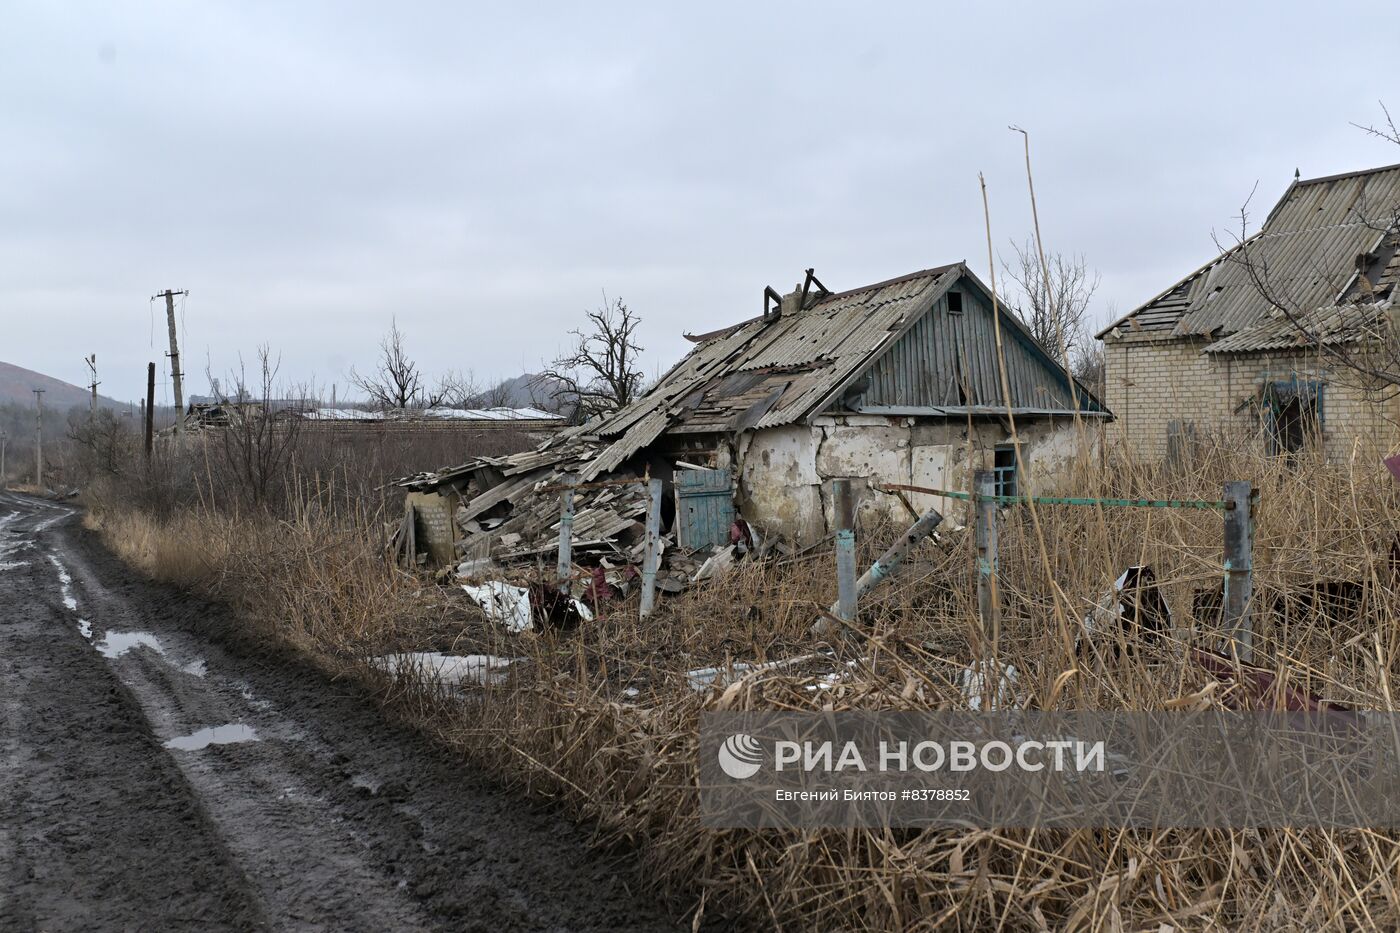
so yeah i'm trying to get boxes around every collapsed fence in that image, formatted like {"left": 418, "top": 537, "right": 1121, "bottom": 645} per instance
{"left": 820, "top": 473, "right": 1260, "bottom": 661}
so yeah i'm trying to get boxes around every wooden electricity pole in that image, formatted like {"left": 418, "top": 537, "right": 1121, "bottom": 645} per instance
{"left": 85, "top": 353, "right": 99, "bottom": 422}
{"left": 153, "top": 288, "right": 189, "bottom": 433}
{"left": 32, "top": 388, "right": 45, "bottom": 489}
{"left": 0, "top": 429, "right": 7, "bottom": 489}
{"left": 144, "top": 362, "right": 155, "bottom": 460}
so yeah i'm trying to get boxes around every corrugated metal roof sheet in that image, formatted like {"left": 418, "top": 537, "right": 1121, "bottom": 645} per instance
{"left": 574, "top": 262, "right": 1104, "bottom": 470}
{"left": 1099, "top": 164, "right": 1400, "bottom": 347}
{"left": 1203, "top": 301, "right": 1389, "bottom": 354}
{"left": 579, "top": 265, "right": 962, "bottom": 466}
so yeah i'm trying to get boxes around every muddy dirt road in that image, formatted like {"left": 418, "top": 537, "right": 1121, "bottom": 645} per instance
{"left": 0, "top": 492, "right": 683, "bottom": 932}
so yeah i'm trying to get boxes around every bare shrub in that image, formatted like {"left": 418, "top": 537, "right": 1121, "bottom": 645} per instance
{"left": 66, "top": 408, "right": 136, "bottom": 477}
{"left": 213, "top": 347, "right": 303, "bottom": 510}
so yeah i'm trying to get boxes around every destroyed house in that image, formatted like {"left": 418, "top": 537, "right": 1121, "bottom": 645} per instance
{"left": 398, "top": 262, "right": 1104, "bottom": 576}
{"left": 1098, "top": 163, "right": 1400, "bottom": 461}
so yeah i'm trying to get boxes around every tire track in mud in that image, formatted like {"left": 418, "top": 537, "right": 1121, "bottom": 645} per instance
{"left": 0, "top": 493, "right": 684, "bottom": 932}
{"left": 0, "top": 495, "right": 265, "bottom": 931}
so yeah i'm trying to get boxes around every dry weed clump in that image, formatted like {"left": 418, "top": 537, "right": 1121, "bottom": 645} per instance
{"left": 85, "top": 438, "right": 1400, "bottom": 931}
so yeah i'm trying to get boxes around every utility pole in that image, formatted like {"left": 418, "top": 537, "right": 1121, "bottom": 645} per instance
{"left": 32, "top": 389, "right": 45, "bottom": 489}
{"left": 153, "top": 288, "right": 189, "bottom": 434}
{"left": 1, "top": 429, "right": 7, "bottom": 490}
{"left": 85, "top": 353, "right": 99, "bottom": 423}
{"left": 144, "top": 362, "right": 155, "bottom": 460}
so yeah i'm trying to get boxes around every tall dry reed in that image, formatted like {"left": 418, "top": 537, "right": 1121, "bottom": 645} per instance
{"left": 87, "top": 437, "right": 1400, "bottom": 930}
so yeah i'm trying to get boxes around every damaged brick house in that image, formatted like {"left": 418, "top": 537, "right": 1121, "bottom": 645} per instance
{"left": 399, "top": 262, "right": 1104, "bottom": 573}
{"left": 1097, "top": 163, "right": 1400, "bottom": 460}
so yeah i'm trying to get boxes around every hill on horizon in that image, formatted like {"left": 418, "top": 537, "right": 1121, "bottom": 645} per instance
{"left": 0, "top": 360, "right": 129, "bottom": 412}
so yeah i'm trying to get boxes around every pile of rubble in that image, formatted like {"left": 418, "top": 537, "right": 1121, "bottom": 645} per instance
{"left": 394, "top": 434, "right": 782, "bottom": 626}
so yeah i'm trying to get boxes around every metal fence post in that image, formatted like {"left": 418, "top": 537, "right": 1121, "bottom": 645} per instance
{"left": 556, "top": 478, "right": 575, "bottom": 595}
{"left": 1222, "top": 480, "right": 1254, "bottom": 662}
{"left": 639, "top": 477, "right": 664, "bottom": 619}
{"left": 815, "top": 504, "right": 943, "bottom": 637}
{"left": 974, "top": 469, "right": 1000, "bottom": 650}
{"left": 834, "top": 479, "right": 858, "bottom": 625}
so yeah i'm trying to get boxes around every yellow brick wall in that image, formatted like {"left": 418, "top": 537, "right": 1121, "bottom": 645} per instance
{"left": 1103, "top": 334, "right": 1399, "bottom": 461}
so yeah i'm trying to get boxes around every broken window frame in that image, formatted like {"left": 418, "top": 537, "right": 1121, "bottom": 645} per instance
{"left": 992, "top": 444, "right": 1017, "bottom": 499}
{"left": 1261, "top": 378, "right": 1324, "bottom": 456}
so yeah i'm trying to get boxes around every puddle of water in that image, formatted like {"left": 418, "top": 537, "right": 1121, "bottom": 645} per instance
{"left": 95, "top": 631, "right": 166, "bottom": 659}
{"left": 163, "top": 723, "right": 259, "bottom": 751}
{"left": 0, "top": 538, "right": 31, "bottom": 560}
{"left": 33, "top": 507, "right": 73, "bottom": 532}
{"left": 181, "top": 659, "right": 208, "bottom": 677}
{"left": 374, "top": 652, "right": 520, "bottom": 686}
{"left": 77, "top": 619, "right": 92, "bottom": 639}
{"left": 0, "top": 560, "right": 29, "bottom": 571}
{"left": 47, "top": 554, "right": 77, "bottom": 610}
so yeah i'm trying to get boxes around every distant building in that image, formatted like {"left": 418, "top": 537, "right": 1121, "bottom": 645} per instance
{"left": 299, "top": 406, "right": 563, "bottom": 434}
{"left": 1098, "top": 164, "right": 1400, "bottom": 460}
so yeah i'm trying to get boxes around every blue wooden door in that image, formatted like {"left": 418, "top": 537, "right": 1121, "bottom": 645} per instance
{"left": 675, "top": 468, "right": 734, "bottom": 550}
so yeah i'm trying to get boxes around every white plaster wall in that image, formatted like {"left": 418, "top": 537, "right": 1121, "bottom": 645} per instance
{"left": 1017, "top": 419, "right": 1096, "bottom": 489}
{"left": 813, "top": 421, "right": 912, "bottom": 529}
{"left": 737, "top": 417, "right": 1097, "bottom": 546}
{"left": 738, "top": 424, "right": 824, "bottom": 543}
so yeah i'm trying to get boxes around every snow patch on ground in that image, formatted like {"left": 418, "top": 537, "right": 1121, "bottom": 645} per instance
{"left": 374, "top": 652, "right": 521, "bottom": 687}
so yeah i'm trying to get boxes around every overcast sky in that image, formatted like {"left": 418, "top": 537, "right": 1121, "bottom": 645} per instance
{"left": 3, "top": 1, "right": 1396, "bottom": 404}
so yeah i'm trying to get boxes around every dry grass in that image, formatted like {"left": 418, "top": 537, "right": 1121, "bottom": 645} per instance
{"left": 85, "top": 438, "right": 1400, "bottom": 931}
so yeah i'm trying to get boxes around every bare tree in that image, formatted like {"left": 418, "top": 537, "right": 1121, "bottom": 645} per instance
{"left": 534, "top": 297, "right": 645, "bottom": 419}
{"left": 436, "top": 369, "right": 481, "bottom": 409}
{"left": 350, "top": 318, "right": 443, "bottom": 409}
{"left": 219, "top": 346, "right": 303, "bottom": 508}
{"left": 1002, "top": 238, "right": 1101, "bottom": 371}
{"left": 438, "top": 370, "right": 515, "bottom": 409}
{"left": 477, "top": 378, "right": 516, "bottom": 408}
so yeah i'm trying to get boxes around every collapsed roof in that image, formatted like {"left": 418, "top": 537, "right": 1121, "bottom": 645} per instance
{"left": 405, "top": 261, "right": 1103, "bottom": 495}
{"left": 397, "top": 262, "right": 1104, "bottom": 577}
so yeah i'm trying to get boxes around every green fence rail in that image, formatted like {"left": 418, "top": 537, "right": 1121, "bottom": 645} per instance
{"left": 876, "top": 483, "right": 1234, "bottom": 511}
